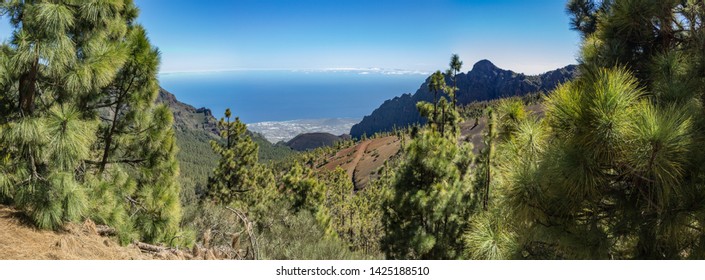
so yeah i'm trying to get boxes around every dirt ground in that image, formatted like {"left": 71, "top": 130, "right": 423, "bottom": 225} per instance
{"left": 0, "top": 205, "right": 155, "bottom": 260}
{"left": 321, "top": 136, "right": 401, "bottom": 190}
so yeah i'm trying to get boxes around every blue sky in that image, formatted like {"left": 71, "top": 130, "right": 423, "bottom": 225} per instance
{"left": 1, "top": 0, "right": 580, "bottom": 75}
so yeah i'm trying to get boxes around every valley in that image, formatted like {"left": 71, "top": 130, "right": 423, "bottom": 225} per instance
{"left": 1, "top": 0, "right": 704, "bottom": 263}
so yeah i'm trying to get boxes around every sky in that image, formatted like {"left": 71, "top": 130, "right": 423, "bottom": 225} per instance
{"left": 0, "top": 0, "right": 581, "bottom": 75}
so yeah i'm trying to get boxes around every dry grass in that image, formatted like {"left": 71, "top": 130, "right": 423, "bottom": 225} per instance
{"left": 0, "top": 205, "right": 238, "bottom": 260}
{"left": 0, "top": 205, "right": 151, "bottom": 260}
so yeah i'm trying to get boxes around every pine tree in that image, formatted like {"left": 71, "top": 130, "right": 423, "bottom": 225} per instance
{"left": 206, "top": 108, "right": 259, "bottom": 205}
{"left": 481, "top": 107, "right": 496, "bottom": 211}
{"left": 418, "top": 68, "right": 462, "bottom": 138}
{"left": 381, "top": 128, "right": 474, "bottom": 259}
{"left": 464, "top": 0, "right": 705, "bottom": 260}
{"left": 92, "top": 25, "right": 160, "bottom": 174}
{"left": 448, "top": 54, "right": 463, "bottom": 107}
{"left": 0, "top": 1, "right": 184, "bottom": 245}
{"left": 427, "top": 70, "right": 446, "bottom": 125}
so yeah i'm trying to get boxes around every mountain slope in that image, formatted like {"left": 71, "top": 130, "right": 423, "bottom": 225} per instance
{"left": 349, "top": 60, "right": 576, "bottom": 138}
{"left": 156, "top": 88, "right": 296, "bottom": 198}
{"left": 320, "top": 135, "right": 401, "bottom": 190}
{"left": 157, "top": 88, "right": 295, "bottom": 162}
{"left": 285, "top": 132, "right": 350, "bottom": 151}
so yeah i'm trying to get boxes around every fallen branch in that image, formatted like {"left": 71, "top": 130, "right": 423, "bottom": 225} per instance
{"left": 135, "top": 241, "right": 168, "bottom": 253}
{"left": 225, "top": 206, "right": 259, "bottom": 260}
{"left": 96, "top": 225, "right": 117, "bottom": 236}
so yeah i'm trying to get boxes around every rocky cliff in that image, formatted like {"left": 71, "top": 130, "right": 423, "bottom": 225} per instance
{"left": 157, "top": 88, "right": 219, "bottom": 137}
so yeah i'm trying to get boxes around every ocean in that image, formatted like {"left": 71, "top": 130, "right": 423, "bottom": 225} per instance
{"left": 157, "top": 70, "right": 428, "bottom": 124}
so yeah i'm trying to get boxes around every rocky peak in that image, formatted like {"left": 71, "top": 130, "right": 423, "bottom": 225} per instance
{"left": 470, "top": 59, "right": 500, "bottom": 73}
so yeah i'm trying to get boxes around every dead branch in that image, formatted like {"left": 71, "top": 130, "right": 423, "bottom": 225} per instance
{"left": 225, "top": 206, "right": 259, "bottom": 260}
{"left": 96, "top": 225, "right": 117, "bottom": 236}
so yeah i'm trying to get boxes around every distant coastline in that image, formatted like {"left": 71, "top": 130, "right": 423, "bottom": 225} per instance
{"left": 158, "top": 70, "right": 426, "bottom": 124}
{"left": 247, "top": 118, "right": 360, "bottom": 143}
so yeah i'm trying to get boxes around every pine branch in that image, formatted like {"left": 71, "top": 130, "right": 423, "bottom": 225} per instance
{"left": 85, "top": 158, "right": 146, "bottom": 165}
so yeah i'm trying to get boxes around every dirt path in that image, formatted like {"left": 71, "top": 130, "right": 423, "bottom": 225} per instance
{"left": 347, "top": 140, "right": 371, "bottom": 179}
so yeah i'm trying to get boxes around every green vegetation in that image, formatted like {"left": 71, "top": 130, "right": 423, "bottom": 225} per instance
{"left": 174, "top": 129, "right": 218, "bottom": 203}
{"left": 175, "top": 108, "right": 383, "bottom": 259}
{"left": 382, "top": 56, "right": 475, "bottom": 259}
{"left": 252, "top": 132, "right": 297, "bottom": 162}
{"left": 382, "top": 129, "right": 474, "bottom": 259}
{"left": 0, "top": 0, "right": 184, "bottom": 246}
{"left": 448, "top": 54, "right": 463, "bottom": 107}
{"left": 417, "top": 66, "right": 462, "bottom": 138}
{"left": 1, "top": 0, "right": 704, "bottom": 260}
{"left": 462, "top": 0, "right": 705, "bottom": 259}
{"left": 174, "top": 125, "right": 294, "bottom": 216}
{"left": 205, "top": 109, "right": 259, "bottom": 205}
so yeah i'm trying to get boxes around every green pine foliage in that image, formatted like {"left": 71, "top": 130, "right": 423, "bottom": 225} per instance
{"left": 258, "top": 199, "right": 380, "bottom": 260}
{"left": 449, "top": 54, "right": 463, "bottom": 107}
{"left": 194, "top": 111, "right": 380, "bottom": 259}
{"left": 0, "top": 0, "right": 184, "bottom": 246}
{"left": 382, "top": 127, "right": 475, "bottom": 259}
{"left": 275, "top": 145, "right": 392, "bottom": 257}
{"left": 350, "top": 161, "right": 393, "bottom": 255}
{"left": 417, "top": 62, "right": 463, "bottom": 138}
{"left": 471, "top": 0, "right": 705, "bottom": 259}
{"left": 463, "top": 208, "right": 518, "bottom": 260}
{"left": 383, "top": 59, "right": 477, "bottom": 259}
{"left": 205, "top": 108, "right": 259, "bottom": 205}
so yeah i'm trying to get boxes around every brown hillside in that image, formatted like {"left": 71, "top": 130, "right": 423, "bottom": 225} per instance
{"left": 321, "top": 136, "right": 401, "bottom": 190}
{"left": 319, "top": 103, "right": 545, "bottom": 189}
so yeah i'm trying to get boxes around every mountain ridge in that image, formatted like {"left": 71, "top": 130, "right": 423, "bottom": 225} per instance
{"left": 157, "top": 87, "right": 220, "bottom": 137}
{"left": 349, "top": 60, "right": 577, "bottom": 138}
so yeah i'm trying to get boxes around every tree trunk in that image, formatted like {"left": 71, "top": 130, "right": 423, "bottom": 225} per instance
{"left": 483, "top": 143, "right": 492, "bottom": 211}
{"left": 441, "top": 104, "right": 446, "bottom": 136}
{"left": 432, "top": 91, "right": 438, "bottom": 125}
{"left": 98, "top": 97, "right": 122, "bottom": 174}
{"left": 452, "top": 74, "right": 457, "bottom": 107}
{"left": 19, "top": 57, "right": 39, "bottom": 116}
